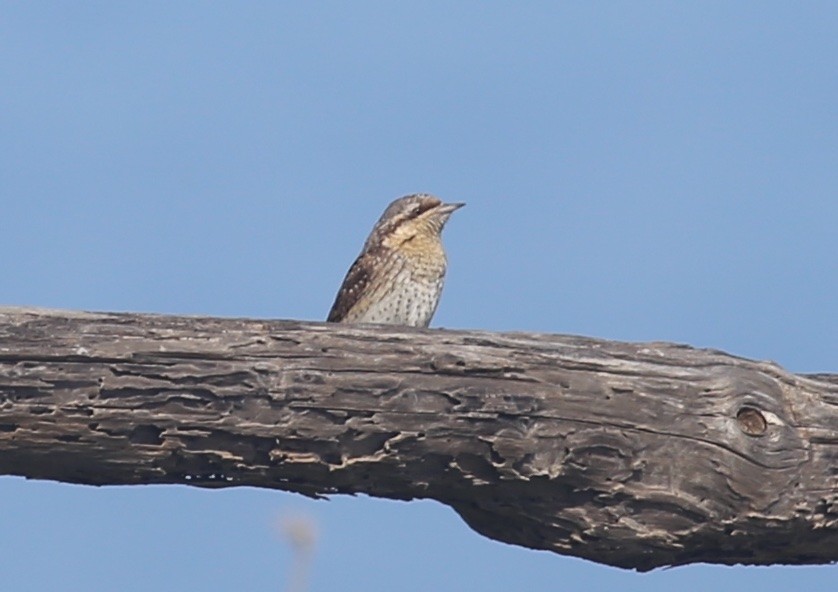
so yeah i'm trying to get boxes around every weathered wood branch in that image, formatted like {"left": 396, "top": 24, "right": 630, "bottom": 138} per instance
{"left": 1, "top": 307, "right": 836, "bottom": 571}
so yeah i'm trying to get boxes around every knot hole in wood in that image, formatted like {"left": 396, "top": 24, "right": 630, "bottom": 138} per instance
{"left": 736, "top": 406, "right": 767, "bottom": 436}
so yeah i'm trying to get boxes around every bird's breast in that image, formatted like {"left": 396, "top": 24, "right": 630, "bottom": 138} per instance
{"left": 349, "top": 240, "right": 446, "bottom": 327}
{"left": 388, "top": 234, "right": 447, "bottom": 279}
{"left": 360, "top": 268, "right": 444, "bottom": 327}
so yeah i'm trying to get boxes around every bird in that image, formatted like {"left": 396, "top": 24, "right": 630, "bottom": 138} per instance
{"left": 327, "top": 194, "right": 464, "bottom": 327}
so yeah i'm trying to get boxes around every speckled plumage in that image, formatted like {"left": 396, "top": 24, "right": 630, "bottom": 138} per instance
{"left": 327, "top": 194, "right": 464, "bottom": 327}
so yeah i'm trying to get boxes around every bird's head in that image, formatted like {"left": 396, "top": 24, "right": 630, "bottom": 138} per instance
{"left": 367, "top": 194, "right": 465, "bottom": 249}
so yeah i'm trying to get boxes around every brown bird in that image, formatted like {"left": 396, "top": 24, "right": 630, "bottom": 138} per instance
{"left": 327, "top": 194, "right": 464, "bottom": 327}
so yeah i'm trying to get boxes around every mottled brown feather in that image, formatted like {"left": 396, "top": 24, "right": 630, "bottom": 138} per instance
{"left": 326, "top": 246, "right": 379, "bottom": 322}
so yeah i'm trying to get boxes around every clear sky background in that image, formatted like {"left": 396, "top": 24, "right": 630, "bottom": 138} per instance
{"left": 1, "top": 2, "right": 836, "bottom": 591}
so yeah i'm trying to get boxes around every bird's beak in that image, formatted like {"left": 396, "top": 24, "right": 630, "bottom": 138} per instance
{"left": 436, "top": 202, "right": 466, "bottom": 214}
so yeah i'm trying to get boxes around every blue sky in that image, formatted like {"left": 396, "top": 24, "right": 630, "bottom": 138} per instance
{"left": 1, "top": 2, "right": 836, "bottom": 591}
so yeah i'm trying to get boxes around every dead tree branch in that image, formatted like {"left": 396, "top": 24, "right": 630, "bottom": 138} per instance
{"left": 0, "top": 307, "right": 836, "bottom": 571}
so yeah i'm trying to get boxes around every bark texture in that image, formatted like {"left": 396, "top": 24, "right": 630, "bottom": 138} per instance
{"left": 0, "top": 307, "right": 836, "bottom": 571}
